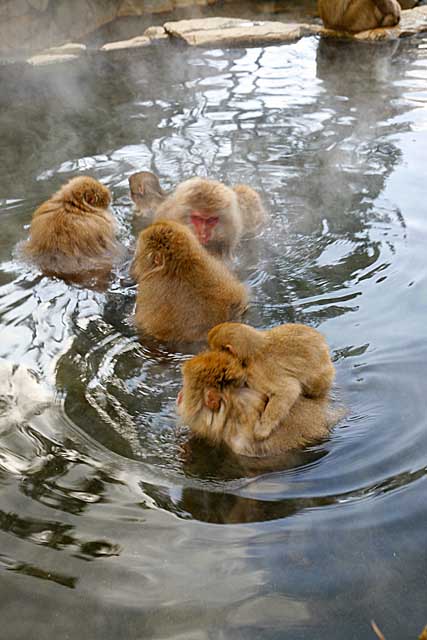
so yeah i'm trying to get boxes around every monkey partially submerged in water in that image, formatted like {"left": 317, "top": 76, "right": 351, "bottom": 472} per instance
{"left": 208, "top": 322, "right": 335, "bottom": 441}
{"left": 177, "top": 349, "right": 339, "bottom": 459}
{"left": 131, "top": 221, "right": 248, "bottom": 343}
{"left": 129, "top": 172, "right": 267, "bottom": 258}
{"left": 22, "top": 176, "right": 123, "bottom": 287}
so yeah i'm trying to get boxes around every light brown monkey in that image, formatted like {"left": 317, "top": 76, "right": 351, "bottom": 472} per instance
{"left": 208, "top": 322, "right": 335, "bottom": 441}
{"left": 233, "top": 183, "right": 267, "bottom": 232}
{"left": 131, "top": 220, "right": 248, "bottom": 343}
{"left": 154, "top": 177, "right": 266, "bottom": 259}
{"left": 129, "top": 171, "right": 167, "bottom": 218}
{"left": 177, "top": 350, "right": 336, "bottom": 458}
{"left": 318, "top": 0, "right": 401, "bottom": 32}
{"left": 22, "top": 176, "right": 122, "bottom": 285}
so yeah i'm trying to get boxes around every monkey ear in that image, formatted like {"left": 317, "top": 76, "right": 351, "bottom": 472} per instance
{"left": 138, "top": 184, "right": 145, "bottom": 195}
{"left": 223, "top": 344, "right": 238, "bottom": 357}
{"left": 153, "top": 252, "right": 163, "bottom": 266}
{"left": 204, "top": 388, "right": 222, "bottom": 411}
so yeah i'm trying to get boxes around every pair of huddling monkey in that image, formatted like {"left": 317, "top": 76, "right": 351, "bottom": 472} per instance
{"left": 22, "top": 173, "right": 337, "bottom": 461}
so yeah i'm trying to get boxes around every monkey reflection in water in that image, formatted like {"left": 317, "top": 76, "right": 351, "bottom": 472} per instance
{"left": 22, "top": 176, "right": 123, "bottom": 289}
{"left": 129, "top": 172, "right": 267, "bottom": 259}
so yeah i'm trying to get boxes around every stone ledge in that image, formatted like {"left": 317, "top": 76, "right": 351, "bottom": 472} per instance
{"left": 101, "top": 35, "right": 151, "bottom": 51}
{"left": 399, "top": 5, "right": 427, "bottom": 36}
{"left": 100, "top": 26, "right": 168, "bottom": 51}
{"left": 16, "top": 5, "right": 427, "bottom": 68}
{"left": 27, "top": 52, "right": 81, "bottom": 66}
{"left": 26, "top": 41, "right": 86, "bottom": 65}
{"left": 162, "top": 8, "right": 427, "bottom": 47}
{"left": 163, "top": 17, "right": 317, "bottom": 47}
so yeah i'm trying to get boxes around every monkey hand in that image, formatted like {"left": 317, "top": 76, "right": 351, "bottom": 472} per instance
{"left": 253, "top": 418, "right": 277, "bottom": 441}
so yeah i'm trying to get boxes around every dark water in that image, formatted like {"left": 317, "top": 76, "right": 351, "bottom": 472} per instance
{"left": 0, "top": 34, "right": 427, "bottom": 639}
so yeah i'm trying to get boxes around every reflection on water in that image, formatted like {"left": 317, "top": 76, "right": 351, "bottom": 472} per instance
{"left": 0, "top": 33, "right": 427, "bottom": 640}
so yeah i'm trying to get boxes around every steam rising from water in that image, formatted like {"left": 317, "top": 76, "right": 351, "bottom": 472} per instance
{"left": 0, "top": 32, "right": 427, "bottom": 640}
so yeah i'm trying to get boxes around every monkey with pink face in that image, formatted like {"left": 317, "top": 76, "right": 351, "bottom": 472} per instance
{"left": 129, "top": 172, "right": 267, "bottom": 259}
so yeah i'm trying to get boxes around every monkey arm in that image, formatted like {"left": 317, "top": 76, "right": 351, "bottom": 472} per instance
{"left": 372, "top": 0, "right": 400, "bottom": 19}
{"left": 253, "top": 376, "right": 302, "bottom": 441}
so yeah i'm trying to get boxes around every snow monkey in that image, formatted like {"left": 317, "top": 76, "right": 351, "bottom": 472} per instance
{"left": 23, "top": 176, "right": 122, "bottom": 286}
{"left": 131, "top": 220, "right": 248, "bottom": 343}
{"left": 129, "top": 171, "right": 167, "bottom": 219}
{"left": 177, "top": 349, "right": 335, "bottom": 458}
{"left": 153, "top": 177, "right": 266, "bottom": 258}
{"left": 318, "top": 0, "right": 401, "bottom": 32}
{"left": 208, "top": 322, "right": 335, "bottom": 441}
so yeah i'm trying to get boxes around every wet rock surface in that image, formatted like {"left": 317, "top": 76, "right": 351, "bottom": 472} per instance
{"left": 163, "top": 17, "right": 316, "bottom": 46}
{"left": 0, "top": 0, "right": 218, "bottom": 53}
{"left": 1, "top": 1, "right": 427, "bottom": 61}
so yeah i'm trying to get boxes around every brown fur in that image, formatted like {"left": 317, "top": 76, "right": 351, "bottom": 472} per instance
{"left": 178, "top": 349, "right": 336, "bottom": 458}
{"left": 129, "top": 171, "right": 167, "bottom": 219}
{"left": 233, "top": 183, "right": 267, "bottom": 232}
{"left": 131, "top": 220, "right": 248, "bottom": 343}
{"left": 22, "top": 176, "right": 122, "bottom": 285}
{"left": 208, "top": 322, "right": 335, "bottom": 441}
{"left": 318, "top": 0, "right": 401, "bottom": 32}
{"left": 154, "top": 177, "right": 265, "bottom": 259}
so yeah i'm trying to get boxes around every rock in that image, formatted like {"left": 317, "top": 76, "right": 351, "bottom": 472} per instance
{"left": 101, "top": 35, "right": 151, "bottom": 51}
{"left": 400, "top": 5, "right": 427, "bottom": 35}
{"left": 0, "top": 15, "right": 62, "bottom": 52}
{"left": 27, "top": 52, "right": 80, "bottom": 65}
{"left": 399, "top": 0, "right": 419, "bottom": 8}
{"left": 140, "top": 0, "right": 174, "bottom": 14}
{"left": 116, "top": 0, "right": 145, "bottom": 16}
{"left": 51, "top": 0, "right": 117, "bottom": 40}
{"left": 28, "top": 0, "right": 50, "bottom": 11}
{"left": 0, "top": 0, "right": 28, "bottom": 19}
{"left": 143, "top": 25, "right": 169, "bottom": 42}
{"left": 42, "top": 42, "right": 87, "bottom": 55}
{"left": 174, "top": 0, "right": 212, "bottom": 6}
{"left": 163, "top": 17, "right": 314, "bottom": 47}
{"left": 317, "top": 25, "right": 398, "bottom": 40}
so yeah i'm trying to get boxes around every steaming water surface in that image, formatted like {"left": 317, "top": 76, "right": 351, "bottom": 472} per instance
{"left": 0, "top": 35, "right": 426, "bottom": 639}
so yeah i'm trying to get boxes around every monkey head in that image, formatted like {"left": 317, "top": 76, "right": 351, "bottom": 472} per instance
{"left": 134, "top": 220, "right": 205, "bottom": 280}
{"left": 170, "top": 178, "right": 242, "bottom": 249}
{"left": 208, "top": 322, "right": 264, "bottom": 364}
{"left": 178, "top": 350, "right": 267, "bottom": 447}
{"left": 61, "top": 176, "right": 111, "bottom": 211}
{"left": 129, "top": 171, "right": 163, "bottom": 209}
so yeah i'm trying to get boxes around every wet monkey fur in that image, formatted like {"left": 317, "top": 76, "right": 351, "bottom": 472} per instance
{"left": 208, "top": 322, "right": 335, "bottom": 441}
{"left": 131, "top": 220, "right": 248, "bottom": 343}
{"left": 177, "top": 350, "right": 336, "bottom": 458}
{"left": 23, "top": 176, "right": 122, "bottom": 285}
{"left": 318, "top": 0, "right": 401, "bottom": 32}
{"left": 153, "top": 177, "right": 266, "bottom": 258}
{"left": 129, "top": 171, "right": 167, "bottom": 219}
